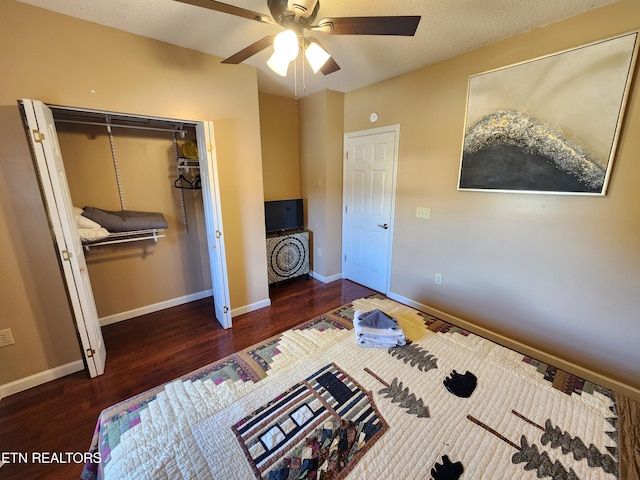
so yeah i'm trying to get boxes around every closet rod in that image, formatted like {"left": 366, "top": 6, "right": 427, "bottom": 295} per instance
{"left": 55, "top": 119, "right": 189, "bottom": 135}
{"left": 84, "top": 232, "right": 166, "bottom": 251}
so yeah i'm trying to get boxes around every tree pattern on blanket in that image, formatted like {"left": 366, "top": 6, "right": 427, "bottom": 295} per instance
{"left": 512, "top": 436, "right": 580, "bottom": 480}
{"left": 387, "top": 342, "right": 438, "bottom": 372}
{"left": 539, "top": 419, "right": 618, "bottom": 475}
{"left": 471, "top": 410, "right": 620, "bottom": 479}
{"left": 378, "top": 378, "right": 430, "bottom": 418}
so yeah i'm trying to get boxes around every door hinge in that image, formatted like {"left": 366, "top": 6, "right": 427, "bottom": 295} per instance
{"left": 62, "top": 250, "right": 73, "bottom": 261}
{"left": 86, "top": 348, "right": 95, "bottom": 358}
{"left": 32, "top": 129, "right": 45, "bottom": 143}
{"left": 223, "top": 306, "right": 229, "bottom": 313}
{"left": 344, "top": 254, "right": 347, "bottom": 262}
{"left": 345, "top": 205, "right": 348, "bottom": 213}
{"left": 216, "top": 230, "right": 222, "bottom": 238}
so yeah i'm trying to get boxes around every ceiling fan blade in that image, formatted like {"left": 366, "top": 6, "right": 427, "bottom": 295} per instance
{"left": 222, "top": 35, "right": 275, "bottom": 64}
{"left": 174, "top": 0, "right": 276, "bottom": 25}
{"left": 311, "top": 16, "right": 421, "bottom": 36}
{"left": 320, "top": 57, "right": 340, "bottom": 75}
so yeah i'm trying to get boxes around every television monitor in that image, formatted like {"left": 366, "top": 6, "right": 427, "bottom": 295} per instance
{"left": 264, "top": 199, "right": 304, "bottom": 233}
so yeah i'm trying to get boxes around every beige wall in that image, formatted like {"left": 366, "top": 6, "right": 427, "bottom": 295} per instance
{"left": 0, "top": 1, "right": 269, "bottom": 386}
{"left": 299, "top": 90, "right": 344, "bottom": 280}
{"left": 259, "top": 93, "right": 301, "bottom": 201}
{"left": 324, "top": 91, "right": 346, "bottom": 277}
{"left": 260, "top": 90, "right": 345, "bottom": 281}
{"left": 0, "top": 107, "right": 82, "bottom": 383}
{"left": 343, "top": 0, "right": 640, "bottom": 389}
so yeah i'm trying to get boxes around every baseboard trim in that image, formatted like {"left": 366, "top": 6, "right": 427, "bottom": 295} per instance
{"left": 388, "top": 291, "right": 640, "bottom": 402}
{"left": 310, "top": 271, "right": 343, "bottom": 284}
{"left": 232, "top": 298, "right": 271, "bottom": 317}
{"left": 0, "top": 360, "right": 85, "bottom": 400}
{"left": 99, "top": 290, "right": 214, "bottom": 326}
{"left": 100, "top": 290, "right": 274, "bottom": 326}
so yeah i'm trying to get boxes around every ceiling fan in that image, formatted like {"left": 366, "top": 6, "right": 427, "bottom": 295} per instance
{"left": 175, "top": 0, "right": 421, "bottom": 77}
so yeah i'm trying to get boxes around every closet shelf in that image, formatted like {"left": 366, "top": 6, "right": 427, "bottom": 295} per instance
{"left": 177, "top": 157, "right": 200, "bottom": 172}
{"left": 83, "top": 229, "right": 165, "bottom": 251}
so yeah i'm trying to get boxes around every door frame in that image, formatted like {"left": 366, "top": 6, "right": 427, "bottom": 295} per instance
{"left": 342, "top": 124, "right": 400, "bottom": 294}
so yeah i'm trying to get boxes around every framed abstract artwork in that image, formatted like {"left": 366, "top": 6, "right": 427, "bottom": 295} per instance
{"left": 458, "top": 31, "right": 639, "bottom": 195}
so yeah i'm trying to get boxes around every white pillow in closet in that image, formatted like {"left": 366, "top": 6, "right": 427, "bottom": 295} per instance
{"left": 73, "top": 206, "right": 103, "bottom": 229}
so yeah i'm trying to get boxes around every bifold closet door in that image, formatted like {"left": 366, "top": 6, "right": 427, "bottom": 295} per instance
{"left": 22, "top": 99, "right": 107, "bottom": 377}
{"left": 197, "top": 121, "right": 232, "bottom": 329}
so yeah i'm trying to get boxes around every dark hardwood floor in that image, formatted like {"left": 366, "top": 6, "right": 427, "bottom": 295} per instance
{"left": 0, "top": 278, "right": 375, "bottom": 480}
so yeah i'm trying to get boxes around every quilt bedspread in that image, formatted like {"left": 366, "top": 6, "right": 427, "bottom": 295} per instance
{"left": 81, "top": 296, "right": 627, "bottom": 480}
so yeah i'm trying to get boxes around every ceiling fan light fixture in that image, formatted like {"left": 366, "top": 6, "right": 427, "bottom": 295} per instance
{"left": 273, "top": 29, "right": 299, "bottom": 61}
{"left": 267, "top": 51, "right": 291, "bottom": 77}
{"left": 305, "top": 41, "right": 330, "bottom": 73}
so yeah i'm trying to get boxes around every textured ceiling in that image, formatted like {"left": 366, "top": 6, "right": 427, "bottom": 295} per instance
{"left": 18, "top": 0, "right": 618, "bottom": 98}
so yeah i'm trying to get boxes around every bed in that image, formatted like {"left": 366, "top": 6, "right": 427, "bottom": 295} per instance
{"left": 80, "top": 295, "right": 639, "bottom": 480}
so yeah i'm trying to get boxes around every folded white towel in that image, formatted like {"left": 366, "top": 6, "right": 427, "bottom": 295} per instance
{"left": 357, "top": 333, "right": 406, "bottom": 348}
{"left": 356, "top": 324, "right": 404, "bottom": 337}
{"left": 354, "top": 309, "right": 406, "bottom": 348}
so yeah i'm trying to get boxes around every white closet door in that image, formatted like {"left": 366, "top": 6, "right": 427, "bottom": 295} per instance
{"left": 197, "top": 121, "right": 232, "bottom": 329}
{"left": 22, "top": 99, "right": 106, "bottom": 377}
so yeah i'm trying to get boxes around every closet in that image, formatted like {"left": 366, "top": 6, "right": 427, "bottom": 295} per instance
{"left": 21, "top": 99, "right": 231, "bottom": 378}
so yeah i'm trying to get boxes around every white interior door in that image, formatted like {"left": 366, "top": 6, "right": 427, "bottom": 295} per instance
{"left": 22, "top": 99, "right": 106, "bottom": 377}
{"left": 197, "top": 121, "right": 232, "bottom": 329}
{"left": 343, "top": 125, "right": 399, "bottom": 293}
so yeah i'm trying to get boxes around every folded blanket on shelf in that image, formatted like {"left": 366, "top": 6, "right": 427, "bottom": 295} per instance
{"left": 82, "top": 206, "right": 168, "bottom": 232}
{"left": 74, "top": 206, "right": 110, "bottom": 242}
{"left": 77, "top": 227, "right": 110, "bottom": 242}
{"left": 354, "top": 309, "right": 406, "bottom": 347}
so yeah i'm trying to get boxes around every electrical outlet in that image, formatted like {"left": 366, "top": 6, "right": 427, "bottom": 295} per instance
{"left": 434, "top": 273, "right": 443, "bottom": 285}
{"left": 0, "top": 328, "right": 15, "bottom": 347}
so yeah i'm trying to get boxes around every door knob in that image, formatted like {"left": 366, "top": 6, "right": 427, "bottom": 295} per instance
{"left": 378, "top": 223, "right": 389, "bottom": 229}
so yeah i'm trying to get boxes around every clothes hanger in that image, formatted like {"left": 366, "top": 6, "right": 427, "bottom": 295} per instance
{"left": 174, "top": 173, "right": 201, "bottom": 190}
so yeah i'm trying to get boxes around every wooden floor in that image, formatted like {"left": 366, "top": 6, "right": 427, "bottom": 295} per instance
{"left": 0, "top": 278, "right": 375, "bottom": 480}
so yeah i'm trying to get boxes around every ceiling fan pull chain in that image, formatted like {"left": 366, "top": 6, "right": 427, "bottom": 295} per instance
{"left": 303, "top": 50, "right": 308, "bottom": 93}
{"left": 301, "top": 32, "right": 306, "bottom": 94}
{"left": 294, "top": 56, "right": 299, "bottom": 103}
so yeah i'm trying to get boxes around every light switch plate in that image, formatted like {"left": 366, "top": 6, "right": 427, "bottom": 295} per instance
{"left": 416, "top": 207, "right": 431, "bottom": 219}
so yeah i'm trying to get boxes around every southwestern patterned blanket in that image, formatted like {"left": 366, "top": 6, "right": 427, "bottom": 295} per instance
{"left": 81, "top": 295, "right": 638, "bottom": 479}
